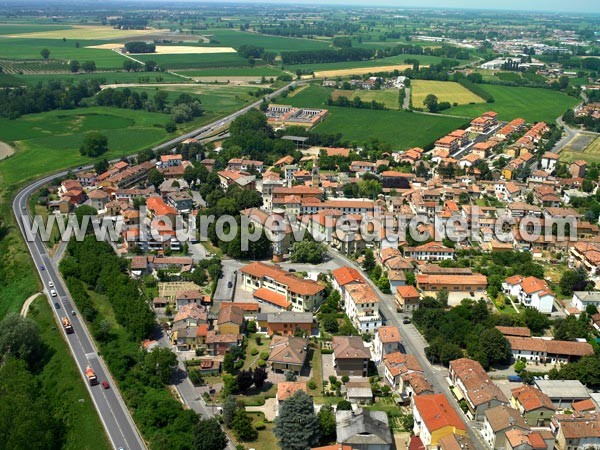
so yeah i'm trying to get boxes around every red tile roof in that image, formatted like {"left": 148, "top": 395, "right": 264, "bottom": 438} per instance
{"left": 414, "top": 394, "right": 466, "bottom": 433}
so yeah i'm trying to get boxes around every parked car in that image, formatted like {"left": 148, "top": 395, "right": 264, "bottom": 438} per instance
{"left": 402, "top": 318, "right": 411, "bottom": 324}
{"left": 227, "top": 281, "right": 233, "bottom": 288}
{"left": 101, "top": 381, "right": 110, "bottom": 389}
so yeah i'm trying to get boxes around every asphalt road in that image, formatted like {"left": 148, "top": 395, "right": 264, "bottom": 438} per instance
{"left": 13, "top": 174, "right": 146, "bottom": 450}
{"left": 10, "top": 81, "right": 301, "bottom": 450}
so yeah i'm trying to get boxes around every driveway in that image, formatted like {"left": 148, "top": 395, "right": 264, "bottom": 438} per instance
{"left": 322, "top": 353, "right": 336, "bottom": 381}
{"left": 246, "top": 397, "right": 278, "bottom": 421}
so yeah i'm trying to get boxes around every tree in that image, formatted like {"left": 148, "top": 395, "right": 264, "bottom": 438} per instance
{"left": 223, "top": 353, "right": 235, "bottom": 373}
{"left": 317, "top": 405, "right": 336, "bottom": 443}
{"left": 363, "top": 249, "right": 376, "bottom": 273}
{"left": 236, "top": 369, "right": 254, "bottom": 392}
{"left": 231, "top": 410, "right": 257, "bottom": 442}
{"left": 559, "top": 269, "right": 591, "bottom": 296}
{"left": 253, "top": 367, "right": 268, "bottom": 389}
{"left": 143, "top": 347, "right": 177, "bottom": 384}
{"left": 40, "top": 48, "right": 50, "bottom": 60}
{"left": 165, "top": 121, "right": 177, "bottom": 133}
{"left": 275, "top": 391, "right": 320, "bottom": 450}
{"left": 147, "top": 168, "right": 165, "bottom": 189}
{"left": 74, "top": 205, "right": 98, "bottom": 234}
{"left": 522, "top": 307, "right": 550, "bottom": 334}
{"left": 336, "top": 400, "right": 352, "bottom": 410}
{"left": 285, "top": 370, "right": 298, "bottom": 382}
{"left": 423, "top": 94, "right": 439, "bottom": 113}
{"left": 81, "top": 60, "right": 96, "bottom": 73}
{"left": 290, "top": 240, "right": 326, "bottom": 264}
{"left": 79, "top": 132, "right": 108, "bottom": 157}
{"left": 222, "top": 396, "right": 239, "bottom": 428}
{"left": 0, "top": 314, "right": 44, "bottom": 370}
{"left": 558, "top": 75, "right": 570, "bottom": 90}
{"left": 475, "top": 328, "right": 511, "bottom": 369}
{"left": 193, "top": 418, "right": 228, "bottom": 450}
{"left": 323, "top": 315, "right": 339, "bottom": 333}
{"left": 69, "top": 59, "right": 80, "bottom": 73}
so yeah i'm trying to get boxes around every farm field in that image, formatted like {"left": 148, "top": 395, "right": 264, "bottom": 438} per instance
{"left": 11, "top": 70, "right": 186, "bottom": 86}
{"left": 0, "top": 23, "right": 74, "bottom": 35}
{"left": 282, "top": 85, "right": 466, "bottom": 148}
{"left": 441, "top": 85, "right": 580, "bottom": 122}
{"left": 560, "top": 135, "right": 600, "bottom": 163}
{"left": 411, "top": 80, "right": 485, "bottom": 106}
{"left": 133, "top": 52, "right": 251, "bottom": 69}
{"left": 204, "top": 29, "right": 331, "bottom": 53}
{"left": 290, "top": 54, "right": 454, "bottom": 73}
{"left": 332, "top": 88, "right": 401, "bottom": 109}
{"left": 174, "top": 67, "right": 286, "bottom": 77}
{"left": 0, "top": 24, "right": 167, "bottom": 39}
{"left": 28, "top": 296, "right": 112, "bottom": 450}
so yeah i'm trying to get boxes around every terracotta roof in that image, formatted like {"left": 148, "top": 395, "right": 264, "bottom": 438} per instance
{"left": 241, "top": 262, "right": 324, "bottom": 296}
{"left": 511, "top": 385, "right": 555, "bottom": 412}
{"left": 377, "top": 326, "right": 401, "bottom": 344}
{"left": 414, "top": 394, "right": 466, "bottom": 433}
{"left": 146, "top": 196, "right": 177, "bottom": 216}
{"left": 507, "top": 336, "right": 594, "bottom": 357}
{"left": 402, "top": 372, "right": 434, "bottom": 395}
{"left": 495, "top": 326, "right": 531, "bottom": 337}
{"left": 205, "top": 331, "right": 241, "bottom": 344}
{"left": 438, "top": 433, "right": 477, "bottom": 450}
{"left": 396, "top": 285, "right": 419, "bottom": 299}
{"left": 573, "top": 398, "right": 597, "bottom": 412}
{"left": 346, "top": 283, "right": 378, "bottom": 305}
{"left": 253, "top": 287, "right": 291, "bottom": 309}
{"left": 311, "top": 445, "right": 352, "bottom": 450}
{"left": 505, "top": 429, "right": 547, "bottom": 450}
{"left": 450, "top": 358, "right": 508, "bottom": 407}
{"left": 277, "top": 381, "right": 307, "bottom": 401}
{"left": 554, "top": 413, "right": 600, "bottom": 439}
{"left": 416, "top": 274, "right": 487, "bottom": 287}
{"left": 332, "top": 266, "right": 364, "bottom": 287}
{"left": 384, "top": 352, "right": 422, "bottom": 377}
{"left": 218, "top": 305, "right": 244, "bottom": 326}
{"left": 484, "top": 405, "right": 528, "bottom": 432}
{"left": 269, "top": 336, "right": 308, "bottom": 366}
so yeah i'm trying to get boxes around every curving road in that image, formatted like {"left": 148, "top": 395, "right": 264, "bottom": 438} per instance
{"left": 11, "top": 79, "right": 301, "bottom": 450}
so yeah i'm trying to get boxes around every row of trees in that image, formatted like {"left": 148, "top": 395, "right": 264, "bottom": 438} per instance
{"left": 124, "top": 41, "right": 156, "bottom": 54}
{"left": 281, "top": 47, "right": 375, "bottom": 65}
{"left": 0, "top": 79, "right": 101, "bottom": 119}
{"left": 327, "top": 95, "right": 386, "bottom": 110}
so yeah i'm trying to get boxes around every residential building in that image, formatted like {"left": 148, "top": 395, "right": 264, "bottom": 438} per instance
{"left": 506, "top": 337, "right": 594, "bottom": 364}
{"left": 332, "top": 336, "right": 371, "bottom": 377}
{"left": 240, "top": 207, "right": 293, "bottom": 258}
{"left": 403, "top": 242, "right": 455, "bottom": 261}
{"left": 540, "top": 152, "right": 560, "bottom": 172}
{"left": 217, "top": 170, "right": 256, "bottom": 191}
{"left": 495, "top": 326, "right": 531, "bottom": 338}
{"left": 571, "top": 291, "right": 600, "bottom": 313}
{"left": 482, "top": 405, "right": 529, "bottom": 449}
{"left": 336, "top": 409, "right": 392, "bottom": 450}
{"left": 344, "top": 282, "right": 382, "bottom": 334}
{"left": 504, "top": 428, "right": 550, "bottom": 450}
{"left": 413, "top": 394, "right": 467, "bottom": 447}
{"left": 217, "top": 305, "right": 244, "bottom": 335}
{"left": 268, "top": 336, "right": 309, "bottom": 374}
{"left": 449, "top": 358, "right": 509, "bottom": 421}
{"left": 345, "top": 381, "right": 373, "bottom": 405}
{"left": 470, "top": 112, "right": 498, "bottom": 133}
{"left": 240, "top": 262, "right": 325, "bottom": 312}
{"left": 502, "top": 275, "right": 555, "bottom": 314}
{"left": 552, "top": 412, "right": 600, "bottom": 450}
{"left": 331, "top": 266, "right": 364, "bottom": 296}
{"left": 534, "top": 380, "right": 590, "bottom": 408}
{"left": 416, "top": 274, "right": 487, "bottom": 293}
{"left": 383, "top": 352, "right": 423, "bottom": 391}
{"left": 276, "top": 381, "right": 307, "bottom": 409}
{"left": 438, "top": 434, "right": 477, "bottom": 450}
{"left": 88, "top": 189, "right": 109, "bottom": 211}
{"left": 569, "top": 160, "right": 587, "bottom": 178}
{"left": 570, "top": 242, "right": 600, "bottom": 275}
{"left": 396, "top": 285, "right": 420, "bottom": 313}
{"left": 372, "top": 326, "right": 402, "bottom": 363}
{"left": 260, "top": 311, "right": 313, "bottom": 336}
{"left": 205, "top": 331, "right": 242, "bottom": 356}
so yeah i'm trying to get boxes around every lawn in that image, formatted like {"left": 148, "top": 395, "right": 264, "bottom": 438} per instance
{"left": 333, "top": 88, "right": 401, "bottom": 109}
{"left": 442, "top": 84, "right": 580, "bottom": 123}
{"left": 28, "top": 295, "right": 111, "bottom": 450}
{"left": 560, "top": 136, "right": 600, "bottom": 163}
{"left": 284, "top": 85, "right": 467, "bottom": 148}
{"left": 411, "top": 80, "right": 485, "bottom": 106}
{"left": 174, "top": 67, "right": 286, "bottom": 77}
{"left": 241, "top": 412, "right": 279, "bottom": 450}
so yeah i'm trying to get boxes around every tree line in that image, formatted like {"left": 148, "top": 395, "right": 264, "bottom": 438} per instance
{"left": 327, "top": 95, "right": 386, "bottom": 110}
{"left": 281, "top": 47, "right": 375, "bottom": 65}
{"left": 124, "top": 41, "right": 156, "bottom": 54}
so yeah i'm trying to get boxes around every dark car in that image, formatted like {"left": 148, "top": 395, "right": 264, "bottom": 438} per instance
{"left": 54, "top": 302, "right": 60, "bottom": 309}
{"left": 71, "top": 310, "right": 76, "bottom": 316}
{"left": 227, "top": 281, "right": 233, "bottom": 288}
{"left": 402, "top": 318, "right": 411, "bottom": 324}
{"left": 102, "top": 381, "right": 110, "bottom": 389}
{"left": 288, "top": 268, "right": 296, "bottom": 273}
{"left": 40, "top": 265, "right": 45, "bottom": 270}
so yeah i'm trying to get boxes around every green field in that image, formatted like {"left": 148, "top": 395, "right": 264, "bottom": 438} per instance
{"left": 283, "top": 85, "right": 466, "bottom": 148}
{"left": 10, "top": 71, "right": 186, "bottom": 86}
{"left": 288, "top": 54, "right": 456, "bottom": 73}
{"left": 174, "top": 67, "right": 286, "bottom": 77}
{"left": 0, "top": 23, "right": 74, "bottom": 35}
{"left": 411, "top": 80, "right": 484, "bottom": 106}
{"left": 442, "top": 85, "right": 580, "bottom": 123}
{"left": 332, "top": 88, "right": 401, "bottom": 109}
{"left": 0, "top": 38, "right": 127, "bottom": 70}
{"left": 28, "top": 296, "right": 111, "bottom": 450}
{"left": 205, "top": 29, "right": 331, "bottom": 53}
{"left": 560, "top": 136, "right": 600, "bottom": 163}
{"left": 134, "top": 52, "right": 251, "bottom": 69}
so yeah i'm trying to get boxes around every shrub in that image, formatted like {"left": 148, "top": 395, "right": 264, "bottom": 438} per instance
{"left": 257, "top": 360, "right": 266, "bottom": 367}
{"left": 251, "top": 348, "right": 259, "bottom": 356}
{"left": 341, "top": 375, "right": 349, "bottom": 383}
{"left": 308, "top": 380, "right": 317, "bottom": 390}
{"left": 260, "top": 351, "right": 269, "bottom": 360}
{"left": 254, "top": 421, "right": 266, "bottom": 430}
{"left": 234, "top": 360, "right": 244, "bottom": 370}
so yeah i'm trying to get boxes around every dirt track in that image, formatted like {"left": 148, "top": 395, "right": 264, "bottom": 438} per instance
{"left": 0, "top": 141, "right": 15, "bottom": 160}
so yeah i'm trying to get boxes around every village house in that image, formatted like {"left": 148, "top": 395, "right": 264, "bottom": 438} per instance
{"left": 540, "top": 152, "right": 560, "bottom": 172}
{"left": 470, "top": 111, "right": 498, "bottom": 133}
{"left": 268, "top": 336, "right": 308, "bottom": 374}
{"left": 335, "top": 409, "right": 392, "bottom": 450}
{"left": 217, "top": 305, "right": 244, "bottom": 335}
{"left": 257, "top": 311, "right": 313, "bottom": 336}
{"left": 413, "top": 394, "right": 467, "bottom": 448}
{"left": 506, "top": 336, "right": 594, "bottom": 364}
{"left": 383, "top": 352, "right": 430, "bottom": 396}
{"left": 344, "top": 282, "right": 382, "bottom": 334}
{"left": 227, "top": 157, "right": 264, "bottom": 173}
{"left": 569, "top": 159, "right": 587, "bottom": 178}
{"left": 372, "top": 326, "right": 402, "bottom": 363}
{"left": 510, "top": 385, "right": 556, "bottom": 426}
{"left": 502, "top": 275, "right": 555, "bottom": 314}
{"left": 403, "top": 242, "right": 455, "bottom": 261}
{"left": 205, "top": 331, "right": 243, "bottom": 356}
{"left": 481, "top": 405, "right": 530, "bottom": 449}
{"left": 332, "top": 336, "right": 371, "bottom": 377}
{"left": 395, "top": 285, "right": 423, "bottom": 313}
{"left": 240, "top": 262, "right": 325, "bottom": 312}
{"left": 344, "top": 381, "right": 374, "bottom": 405}
{"left": 276, "top": 381, "right": 307, "bottom": 410}
{"left": 570, "top": 242, "right": 600, "bottom": 275}
{"left": 217, "top": 170, "right": 256, "bottom": 191}
{"left": 438, "top": 434, "right": 477, "bottom": 450}
{"left": 449, "top": 358, "right": 509, "bottom": 421}
{"left": 416, "top": 273, "right": 487, "bottom": 294}
{"left": 571, "top": 291, "right": 600, "bottom": 313}
{"left": 504, "top": 428, "right": 551, "bottom": 450}
{"left": 552, "top": 412, "right": 600, "bottom": 450}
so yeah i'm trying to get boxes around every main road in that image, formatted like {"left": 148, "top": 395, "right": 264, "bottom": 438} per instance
{"left": 11, "top": 79, "right": 301, "bottom": 449}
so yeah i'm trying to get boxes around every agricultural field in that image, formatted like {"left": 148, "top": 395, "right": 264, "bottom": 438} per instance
{"left": 133, "top": 52, "right": 252, "bottom": 69}
{"left": 282, "top": 85, "right": 466, "bottom": 148}
{"left": 411, "top": 80, "right": 484, "bottom": 106}
{"left": 332, "top": 88, "right": 402, "bottom": 109}
{"left": 560, "top": 135, "right": 600, "bottom": 163}
{"left": 204, "top": 29, "right": 331, "bottom": 53}
{"left": 290, "top": 54, "right": 449, "bottom": 74}
{"left": 10, "top": 70, "right": 186, "bottom": 86}
{"left": 441, "top": 85, "right": 580, "bottom": 123}
{"left": 0, "top": 24, "right": 167, "bottom": 39}
{"left": 174, "top": 67, "right": 286, "bottom": 77}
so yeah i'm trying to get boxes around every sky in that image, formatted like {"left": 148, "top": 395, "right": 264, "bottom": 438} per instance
{"left": 202, "top": 0, "right": 600, "bottom": 14}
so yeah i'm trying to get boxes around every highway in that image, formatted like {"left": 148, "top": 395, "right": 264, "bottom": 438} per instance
{"left": 10, "top": 79, "right": 301, "bottom": 450}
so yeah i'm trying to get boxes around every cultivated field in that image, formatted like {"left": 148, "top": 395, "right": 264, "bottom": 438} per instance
{"left": 560, "top": 135, "right": 600, "bottom": 163}
{"left": 12, "top": 71, "right": 186, "bottom": 86}
{"left": 411, "top": 80, "right": 484, "bottom": 106}
{"left": 442, "top": 84, "right": 580, "bottom": 122}
{"left": 331, "top": 88, "right": 401, "bottom": 109}
{"left": 313, "top": 65, "right": 413, "bottom": 78}
{"left": 0, "top": 25, "right": 168, "bottom": 39}
{"left": 134, "top": 52, "right": 251, "bottom": 69}
{"left": 292, "top": 54, "right": 452, "bottom": 74}
{"left": 281, "top": 85, "right": 466, "bottom": 148}
{"left": 0, "top": 141, "right": 15, "bottom": 160}
{"left": 174, "top": 67, "right": 286, "bottom": 77}
{"left": 204, "top": 29, "right": 330, "bottom": 53}
{"left": 87, "top": 44, "right": 237, "bottom": 54}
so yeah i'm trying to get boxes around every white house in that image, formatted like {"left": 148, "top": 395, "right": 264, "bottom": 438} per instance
{"left": 502, "top": 275, "right": 555, "bottom": 314}
{"left": 572, "top": 291, "right": 600, "bottom": 313}
{"left": 344, "top": 282, "right": 382, "bottom": 334}
{"left": 540, "top": 152, "right": 560, "bottom": 172}
{"left": 372, "top": 326, "right": 402, "bottom": 363}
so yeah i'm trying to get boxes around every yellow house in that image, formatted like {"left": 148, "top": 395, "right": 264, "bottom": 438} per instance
{"left": 502, "top": 167, "right": 514, "bottom": 180}
{"left": 217, "top": 305, "right": 244, "bottom": 335}
{"left": 413, "top": 394, "right": 467, "bottom": 447}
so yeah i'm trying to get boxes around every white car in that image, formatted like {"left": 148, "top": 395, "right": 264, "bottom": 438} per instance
{"left": 50, "top": 289, "right": 57, "bottom": 297}
{"left": 48, "top": 281, "right": 54, "bottom": 288}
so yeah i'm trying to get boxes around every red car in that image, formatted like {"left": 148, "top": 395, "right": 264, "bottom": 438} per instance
{"left": 101, "top": 381, "right": 110, "bottom": 389}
